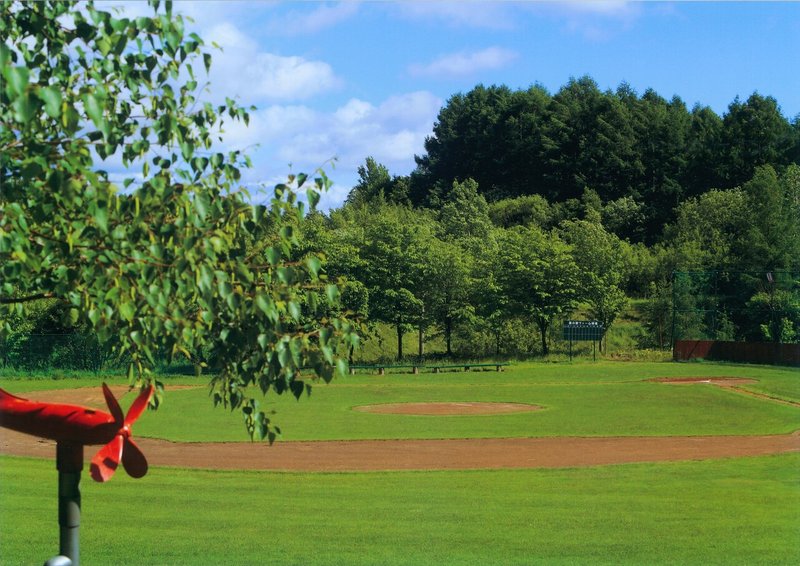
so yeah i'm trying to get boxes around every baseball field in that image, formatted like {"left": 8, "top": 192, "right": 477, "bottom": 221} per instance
{"left": 1, "top": 361, "right": 798, "bottom": 564}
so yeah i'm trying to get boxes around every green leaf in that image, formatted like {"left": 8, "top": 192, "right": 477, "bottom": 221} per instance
{"left": 289, "top": 379, "right": 304, "bottom": 400}
{"left": 194, "top": 192, "right": 210, "bottom": 218}
{"left": 288, "top": 301, "right": 301, "bottom": 321}
{"left": 326, "top": 284, "right": 340, "bottom": 305}
{"left": 96, "top": 36, "right": 111, "bottom": 56}
{"left": 165, "top": 30, "right": 180, "bottom": 52}
{"left": 265, "top": 247, "right": 281, "bottom": 266}
{"left": 306, "top": 256, "right": 321, "bottom": 277}
{"left": 319, "top": 327, "right": 332, "bottom": 346}
{"left": 217, "top": 280, "right": 232, "bottom": 299}
{"left": 255, "top": 292, "right": 274, "bottom": 316}
{"left": 83, "top": 93, "right": 104, "bottom": 128}
{"left": 130, "top": 330, "right": 143, "bottom": 346}
{"left": 38, "top": 86, "right": 62, "bottom": 118}
{"left": 93, "top": 202, "right": 109, "bottom": 232}
{"left": 306, "top": 189, "right": 321, "bottom": 209}
{"left": 0, "top": 44, "right": 11, "bottom": 68}
{"left": 198, "top": 265, "right": 214, "bottom": 294}
{"left": 5, "top": 66, "right": 29, "bottom": 98}
{"left": 63, "top": 106, "right": 80, "bottom": 135}
{"left": 12, "top": 93, "right": 36, "bottom": 123}
{"left": 278, "top": 346, "right": 291, "bottom": 368}
{"left": 88, "top": 308, "right": 101, "bottom": 326}
{"left": 119, "top": 301, "right": 134, "bottom": 321}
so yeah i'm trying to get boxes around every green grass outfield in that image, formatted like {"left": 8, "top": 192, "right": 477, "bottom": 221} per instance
{"left": 1, "top": 361, "right": 798, "bottom": 564}
{"left": 1, "top": 454, "right": 798, "bottom": 565}
{"left": 2, "top": 361, "right": 797, "bottom": 442}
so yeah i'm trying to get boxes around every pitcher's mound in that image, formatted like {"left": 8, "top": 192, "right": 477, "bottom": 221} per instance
{"left": 353, "top": 402, "right": 541, "bottom": 416}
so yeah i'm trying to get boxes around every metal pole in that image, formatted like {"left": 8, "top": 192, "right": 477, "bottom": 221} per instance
{"left": 670, "top": 271, "right": 677, "bottom": 355}
{"left": 56, "top": 442, "right": 83, "bottom": 566}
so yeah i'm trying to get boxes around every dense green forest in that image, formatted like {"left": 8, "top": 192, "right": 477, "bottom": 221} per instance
{"left": 4, "top": 76, "right": 800, "bottom": 366}
{"left": 301, "top": 78, "right": 799, "bottom": 360}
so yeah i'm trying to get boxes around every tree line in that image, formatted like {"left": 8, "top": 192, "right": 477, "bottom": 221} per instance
{"left": 359, "top": 78, "right": 799, "bottom": 245}
{"left": 297, "top": 158, "right": 799, "bottom": 360}
{"left": 326, "top": 78, "right": 799, "bottom": 358}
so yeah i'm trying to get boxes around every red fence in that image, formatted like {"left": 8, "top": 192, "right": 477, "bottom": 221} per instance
{"left": 673, "top": 340, "right": 800, "bottom": 366}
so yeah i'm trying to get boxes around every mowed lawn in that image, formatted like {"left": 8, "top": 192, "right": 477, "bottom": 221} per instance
{"left": 1, "top": 361, "right": 798, "bottom": 564}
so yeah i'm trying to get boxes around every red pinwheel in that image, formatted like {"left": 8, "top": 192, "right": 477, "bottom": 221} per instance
{"left": 0, "top": 383, "right": 153, "bottom": 482}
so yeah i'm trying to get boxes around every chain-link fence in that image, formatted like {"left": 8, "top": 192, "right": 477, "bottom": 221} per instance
{"left": 0, "top": 333, "right": 111, "bottom": 371}
{"left": 0, "top": 333, "right": 209, "bottom": 373}
{"left": 672, "top": 270, "right": 800, "bottom": 344}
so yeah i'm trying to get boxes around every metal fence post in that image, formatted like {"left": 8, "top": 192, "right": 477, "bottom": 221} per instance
{"left": 56, "top": 442, "right": 83, "bottom": 566}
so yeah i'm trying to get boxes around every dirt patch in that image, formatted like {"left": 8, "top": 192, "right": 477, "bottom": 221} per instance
{"left": 649, "top": 377, "right": 758, "bottom": 387}
{"left": 8, "top": 384, "right": 202, "bottom": 408}
{"left": 649, "top": 377, "right": 800, "bottom": 407}
{"left": 353, "top": 402, "right": 541, "bottom": 416}
{"left": 2, "top": 429, "right": 797, "bottom": 472}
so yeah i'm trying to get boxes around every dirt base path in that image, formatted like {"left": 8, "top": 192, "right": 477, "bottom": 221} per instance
{"left": 1, "top": 386, "right": 798, "bottom": 472}
{"left": 2, "top": 429, "right": 798, "bottom": 472}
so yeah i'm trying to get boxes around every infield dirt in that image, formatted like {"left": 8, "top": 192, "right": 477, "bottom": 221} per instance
{"left": 1, "top": 385, "right": 798, "bottom": 472}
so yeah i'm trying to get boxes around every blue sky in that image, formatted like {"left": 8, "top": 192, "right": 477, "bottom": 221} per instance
{"left": 107, "top": 1, "right": 800, "bottom": 209}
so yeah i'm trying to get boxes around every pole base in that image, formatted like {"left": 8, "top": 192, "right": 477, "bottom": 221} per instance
{"left": 44, "top": 555, "right": 72, "bottom": 566}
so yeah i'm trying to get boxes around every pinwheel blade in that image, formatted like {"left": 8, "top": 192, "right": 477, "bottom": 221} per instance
{"left": 124, "top": 384, "right": 153, "bottom": 426}
{"left": 90, "top": 435, "right": 124, "bottom": 483}
{"left": 102, "top": 382, "right": 124, "bottom": 425}
{"left": 122, "top": 437, "right": 149, "bottom": 479}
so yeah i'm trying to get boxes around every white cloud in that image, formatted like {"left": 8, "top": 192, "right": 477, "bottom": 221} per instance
{"left": 524, "top": 0, "right": 642, "bottom": 40}
{"left": 335, "top": 99, "right": 374, "bottom": 125}
{"left": 220, "top": 91, "right": 443, "bottom": 209}
{"left": 205, "top": 23, "right": 341, "bottom": 103}
{"left": 267, "top": 2, "right": 361, "bottom": 35}
{"left": 409, "top": 47, "right": 518, "bottom": 78}
{"left": 96, "top": 1, "right": 155, "bottom": 19}
{"left": 394, "top": 1, "right": 515, "bottom": 30}
{"left": 249, "top": 53, "right": 340, "bottom": 100}
{"left": 559, "top": 1, "right": 637, "bottom": 16}
{"left": 301, "top": 1, "right": 360, "bottom": 31}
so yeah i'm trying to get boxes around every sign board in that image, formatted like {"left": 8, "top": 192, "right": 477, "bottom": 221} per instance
{"left": 562, "top": 320, "right": 604, "bottom": 341}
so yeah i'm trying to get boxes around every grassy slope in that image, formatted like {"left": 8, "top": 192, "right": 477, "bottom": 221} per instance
{"left": 1, "top": 454, "right": 798, "bottom": 565}
{"left": 341, "top": 299, "right": 666, "bottom": 363}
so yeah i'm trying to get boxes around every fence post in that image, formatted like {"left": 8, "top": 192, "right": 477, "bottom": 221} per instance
{"left": 670, "top": 270, "right": 677, "bottom": 354}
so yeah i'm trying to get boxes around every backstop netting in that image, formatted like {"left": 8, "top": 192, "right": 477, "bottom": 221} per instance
{"left": 672, "top": 270, "right": 800, "bottom": 344}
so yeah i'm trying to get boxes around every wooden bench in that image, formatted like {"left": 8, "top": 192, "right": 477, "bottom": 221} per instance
{"left": 350, "top": 363, "right": 509, "bottom": 375}
{"left": 428, "top": 363, "right": 508, "bottom": 373}
{"left": 350, "top": 364, "right": 422, "bottom": 375}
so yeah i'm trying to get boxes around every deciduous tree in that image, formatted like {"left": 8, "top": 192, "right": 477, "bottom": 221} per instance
{"left": 0, "top": 0, "right": 355, "bottom": 439}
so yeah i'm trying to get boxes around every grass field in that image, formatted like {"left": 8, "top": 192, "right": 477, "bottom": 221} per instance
{"left": 1, "top": 360, "right": 798, "bottom": 564}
